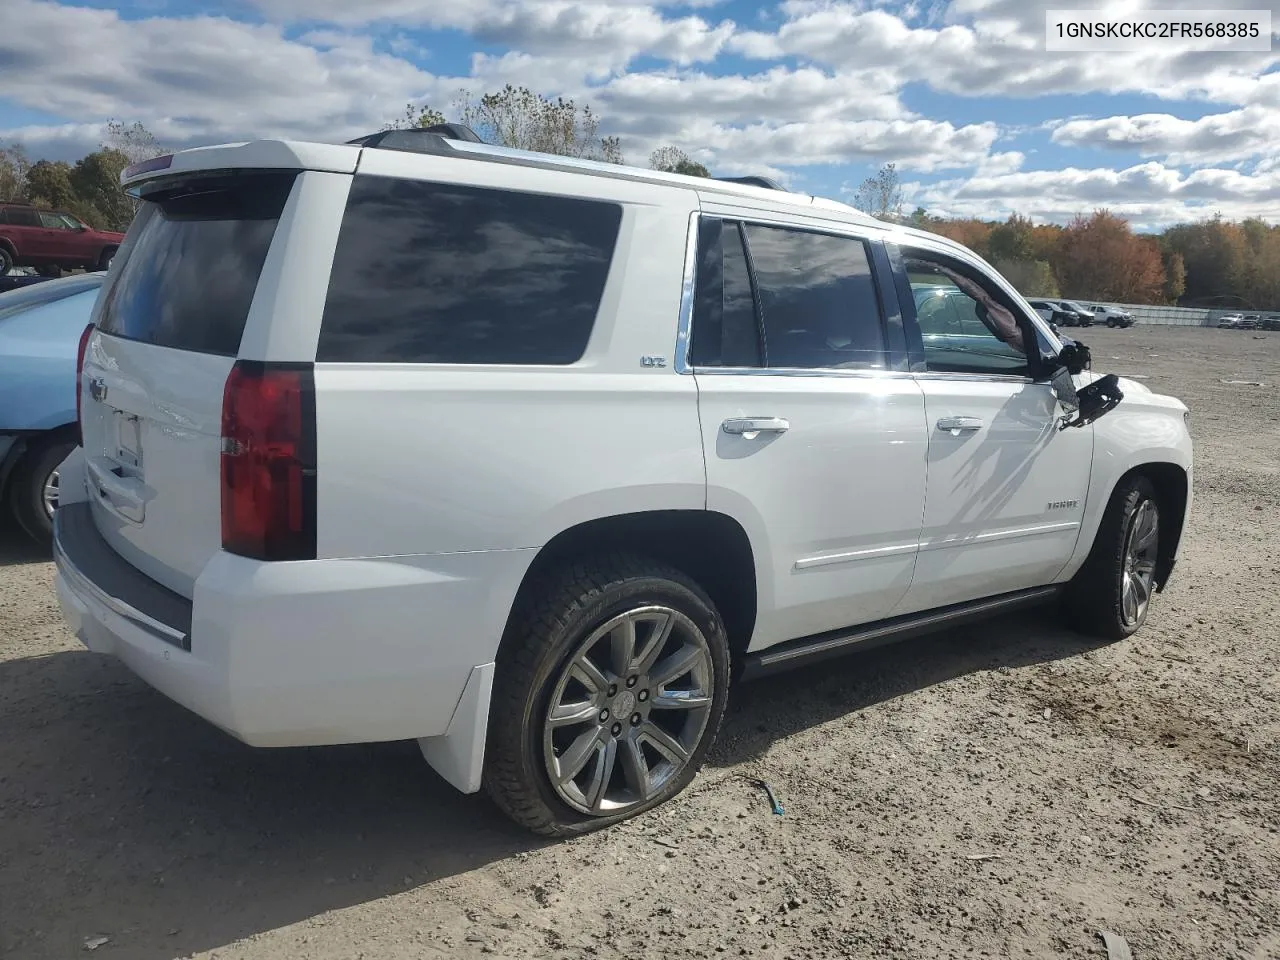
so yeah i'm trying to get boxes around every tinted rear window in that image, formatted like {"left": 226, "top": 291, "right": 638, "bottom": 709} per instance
{"left": 97, "top": 172, "right": 296, "bottom": 356}
{"left": 317, "top": 176, "right": 622, "bottom": 364}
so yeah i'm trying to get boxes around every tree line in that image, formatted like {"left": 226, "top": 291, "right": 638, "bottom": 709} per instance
{"left": 855, "top": 163, "right": 1279, "bottom": 309}
{"left": 2, "top": 92, "right": 1269, "bottom": 309}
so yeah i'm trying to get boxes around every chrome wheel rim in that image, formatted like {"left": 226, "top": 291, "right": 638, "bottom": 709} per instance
{"left": 41, "top": 468, "right": 60, "bottom": 519}
{"left": 1121, "top": 499, "right": 1159, "bottom": 626}
{"left": 542, "top": 605, "right": 714, "bottom": 816}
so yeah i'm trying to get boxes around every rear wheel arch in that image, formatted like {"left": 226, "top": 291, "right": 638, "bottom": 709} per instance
{"left": 504, "top": 510, "right": 759, "bottom": 668}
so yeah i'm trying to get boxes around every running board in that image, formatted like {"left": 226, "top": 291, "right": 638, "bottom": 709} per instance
{"left": 740, "top": 585, "right": 1063, "bottom": 680}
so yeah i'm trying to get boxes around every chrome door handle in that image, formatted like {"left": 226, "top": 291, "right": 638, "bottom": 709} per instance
{"left": 936, "top": 416, "right": 984, "bottom": 434}
{"left": 722, "top": 417, "right": 790, "bottom": 438}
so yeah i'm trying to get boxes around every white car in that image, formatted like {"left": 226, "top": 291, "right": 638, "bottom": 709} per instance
{"left": 53, "top": 128, "right": 1193, "bottom": 835}
{"left": 1092, "top": 304, "right": 1135, "bottom": 328}
{"left": 1217, "top": 314, "right": 1244, "bottom": 328}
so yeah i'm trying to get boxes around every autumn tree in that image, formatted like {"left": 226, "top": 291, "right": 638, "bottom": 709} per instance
{"left": 1162, "top": 250, "right": 1187, "bottom": 303}
{"left": 0, "top": 142, "right": 29, "bottom": 201}
{"left": 853, "top": 163, "right": 903, "bottom": 220}
{"left": 458, "top": 85, "right": 623, "bottom": 163}
{"left": 384, "top": 102, "right": 446, "bottom": 131}
{"left": 649, "top": 145, "right": 709, "bottom": 177}
{"left": 102, "top": 120, "right": 168, "bottom": 164}
{"left": 1055, "top": 211, "right": 1166, "bottom": 303}
{"left": 922, "top": 218, "right": 994, "bottom": 259}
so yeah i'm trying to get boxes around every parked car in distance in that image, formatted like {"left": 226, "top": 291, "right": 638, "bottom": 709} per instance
{"left": 1027, "top": 299, "right": 1075, "bottom": 329}
{"left": 1058, "top": 300, "right": 1095, "bottom": 326}
{"left": 0, "top": 272, "right": 104, "bottom": 543}
{"left": 1217, "top": 314, "right": 1244, "bottom": 328}
{"left": 1092, "top": 304, "right": 1135, "bottom": 328}
{"left": 0, "top": 202, "right": 126, "bottom": 277}
{"left": 1261, "top": 315, "right": 1280, "bottom": 331}
{"left": 1238, "top": 315, "right": 1260, "bottom": 330}
{"left": 53, "top": 128, "right": 1193, "bottom": 836}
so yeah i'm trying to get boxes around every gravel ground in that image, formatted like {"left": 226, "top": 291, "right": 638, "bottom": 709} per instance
{"left": 1, "top": 325, "right": 1277, "bottom": 960}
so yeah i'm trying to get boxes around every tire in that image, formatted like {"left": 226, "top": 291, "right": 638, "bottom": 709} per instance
{"left": 0, "top": 246, "right": 14, "bottom": 276}
{"left": 97, "top": 248, "right": 116, "bottom": 272}
{"left": 484, "top": 553, "right": 731, "bottom": 836}
{"left": 7, "top": 436, "right": 75, "bottom": 546}
{"left": 1063, "top": 475, "right": 1160, "bottom": 642}
{"left": 1106, "top": 318, "right": 1116, "bottom": 328}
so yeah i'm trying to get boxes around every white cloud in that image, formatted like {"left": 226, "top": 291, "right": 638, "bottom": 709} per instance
{"left": 1051, "top": 106, "right": 1280, "bottom": 165}
{"left": 0, "top": 0, "right": 457, "bottom": 148}
{"left": 914, "top": 160, "right": 1280, "bottom": 229}
{"left": 732, "top": 2, "right": 1280, "bottom": 104}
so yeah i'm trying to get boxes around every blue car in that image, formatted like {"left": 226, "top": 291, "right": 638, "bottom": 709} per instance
{"left": 0, "top": 273, "right": 103, "bottom": 543}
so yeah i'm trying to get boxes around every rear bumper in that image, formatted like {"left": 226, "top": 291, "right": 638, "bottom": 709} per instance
{"left": 53, "top": 501, "right": 535, "bottom": 750}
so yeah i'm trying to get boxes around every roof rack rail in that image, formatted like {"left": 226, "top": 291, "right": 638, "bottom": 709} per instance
{"left": 346, "top": 122, "right": 484, "bottom": 155}
{"left": 713, "top": 175, "right": 785, "bottom": 191}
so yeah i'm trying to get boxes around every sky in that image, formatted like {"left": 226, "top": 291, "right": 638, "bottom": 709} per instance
{"left": 1, "top": 0, "right": 1279, "bottom": 230}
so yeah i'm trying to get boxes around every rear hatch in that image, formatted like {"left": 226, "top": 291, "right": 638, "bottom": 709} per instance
{"left": 80, "top": 171, "right": 297, "bottom": 597}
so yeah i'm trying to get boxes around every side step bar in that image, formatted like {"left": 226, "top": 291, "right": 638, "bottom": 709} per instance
{"left": 740, "top": 585, "right": 1063, "bottom": 680}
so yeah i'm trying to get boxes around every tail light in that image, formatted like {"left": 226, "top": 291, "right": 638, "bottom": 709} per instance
{"left": 220, "top": 361, "right": 317, "bottom": 561}
{"left": 75, "top": 323, "right": 94, "bottom": 443}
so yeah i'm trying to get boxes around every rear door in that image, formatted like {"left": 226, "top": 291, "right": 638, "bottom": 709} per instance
{"left": 80, "top": 171, "right": 298, "bottom": 596}
{"left": 3, "top": 205, "right": 45, "bottom": 260}
{"left": 689, "top": 215, "right": 928, "bottom": 649}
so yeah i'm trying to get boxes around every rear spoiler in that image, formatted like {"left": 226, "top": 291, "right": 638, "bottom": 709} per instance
{"left": 120, "top": 140, "right": 360, "bottom": 190}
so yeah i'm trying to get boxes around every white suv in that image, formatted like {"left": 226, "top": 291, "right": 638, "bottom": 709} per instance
{"left": 53, "top": 127, "right": 1193, "bottom": 835}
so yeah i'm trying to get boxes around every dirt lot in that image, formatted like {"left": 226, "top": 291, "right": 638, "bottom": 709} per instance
{"left": 1, "top": 325, "right": 1278, "bottom": 960}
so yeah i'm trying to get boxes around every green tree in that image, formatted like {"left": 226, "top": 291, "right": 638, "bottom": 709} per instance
{"left": 458, "top": 85, "right": 623, "bottom": 163}
{"left": 993, "top": 257, "right": 1059, "bottom": 297}
{"left": 649, "top": 145, "right": 709, "bottom": 177}
{"left": 987, "top": 214, "right": 1035, "bottom": 263}
{"left": 69, "top": 149, "right": 134, "bottom": 231}
{"left": 25, "top": 159, "right": 77, "bottom": 209}
{"left": 852, "top": 162, "right": 903, "bottom": 220}
{"left": 1161, "top": 217, "right": 1247, "bottom": 305}
{"left": 384, "top": 102, "right": 447, "bottom": 131}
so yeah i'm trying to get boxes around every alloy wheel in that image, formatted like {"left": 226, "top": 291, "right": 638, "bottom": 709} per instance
{"left": 1120, "top": 499, "right": 1159, "bottom": 626}
{"left": 542, "top": 605, "right": 714, "bottom": 816}
{"left": 41, "top": 468, "right": 60, "bottom": 520}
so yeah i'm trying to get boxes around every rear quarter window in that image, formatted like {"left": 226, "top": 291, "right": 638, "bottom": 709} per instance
{"left": 317, "top": 176, "right": 622, "bottom": 364}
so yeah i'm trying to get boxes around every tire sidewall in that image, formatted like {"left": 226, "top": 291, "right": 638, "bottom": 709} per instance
{"left": 9, "top": 438, "right": 74, "bottom": 544}
{"left": 1104, "top": 478, "right": 1158, "bottom": 637}
{"left": 507, "top": 572, "right": 730, "bottom": 833}
{"left": 0, "top": 247, "right": 13, "bottom": 275}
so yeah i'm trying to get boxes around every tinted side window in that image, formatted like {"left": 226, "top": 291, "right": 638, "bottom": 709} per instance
{"left": 690, "top": 219, "right": 761, "bottom": 367}
{"left": 318, "top": 177, "right": 622, "bottom": 364}
{"left": 4, "top": 206, "right": 40, "bottom": 227}
{"left": 742, "top": 224, "right": 885, "bottom": 370}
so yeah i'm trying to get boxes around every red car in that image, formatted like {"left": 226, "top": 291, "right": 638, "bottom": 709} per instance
{"left": 0, "top": 202, "right": 126, "bottom": 276}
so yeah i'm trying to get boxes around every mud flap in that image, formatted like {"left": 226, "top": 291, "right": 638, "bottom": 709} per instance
{"left": 417, "top": 661, "right": 494, "bottom": 794}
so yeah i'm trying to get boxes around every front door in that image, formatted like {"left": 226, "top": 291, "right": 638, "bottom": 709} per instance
{"left": 895, "top": 245, "right": 1092, "bottom": 615}
{"left": 687, "top": 216, "right": 928, "bottom": 649}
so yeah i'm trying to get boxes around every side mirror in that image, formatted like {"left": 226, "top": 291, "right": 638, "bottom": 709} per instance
{"left": 1058, "top": 374, "right": 1123, "bottom": 430}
